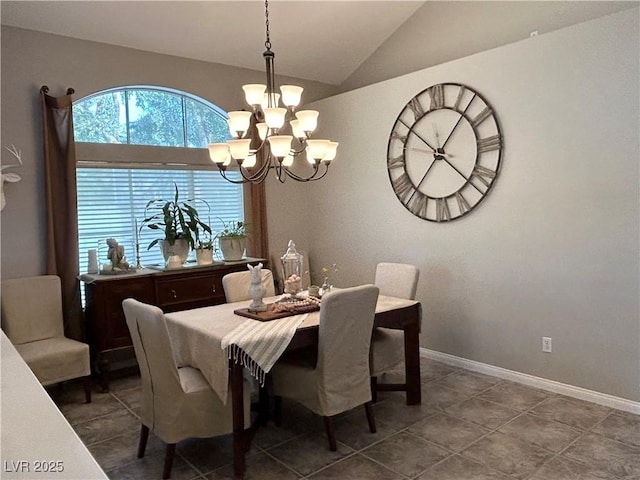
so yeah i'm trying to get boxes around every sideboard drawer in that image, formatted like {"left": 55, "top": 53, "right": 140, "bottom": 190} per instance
{"left": 155, "top": 273, "right": 225, "bottom": 311}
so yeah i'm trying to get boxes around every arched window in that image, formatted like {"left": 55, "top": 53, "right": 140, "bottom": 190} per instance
{"left": 74, "top": 86, "right": 243, "bottom": 271}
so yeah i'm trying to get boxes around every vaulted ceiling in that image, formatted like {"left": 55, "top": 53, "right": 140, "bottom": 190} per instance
{"left": 1, "top": 1, "right": 636, "bottom": 90}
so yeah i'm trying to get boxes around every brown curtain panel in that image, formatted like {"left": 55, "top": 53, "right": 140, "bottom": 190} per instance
{"left": 41, "top": 86, "right": 83, "bottom": 341}
{"left": 243, "top": 115, "right": 269, "bottom": 259}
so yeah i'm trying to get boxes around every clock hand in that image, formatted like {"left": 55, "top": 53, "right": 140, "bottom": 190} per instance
{"left": 407, "top": 147, "right": 454, "bottom": 158}
{"left": 433, "top": 124, "right": 441, "bottom": 148}
{"left": 441, "top": 93, "right": 477, "bottom": 150}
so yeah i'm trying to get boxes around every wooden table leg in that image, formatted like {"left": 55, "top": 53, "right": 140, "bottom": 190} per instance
{"left": 231, "top": 361, "right": 246, "bottom": 478}
{"left": 404, "top": 318, "right": 422, "bottom": 405}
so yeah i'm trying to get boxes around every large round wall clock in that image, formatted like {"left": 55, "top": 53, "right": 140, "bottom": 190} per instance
{"left": 386, "top": 83, "right": 503, "bottom": 222}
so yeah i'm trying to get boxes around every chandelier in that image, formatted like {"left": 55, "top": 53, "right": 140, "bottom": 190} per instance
{"left": 207, "top": 0, "right": 338, "bottom": 184}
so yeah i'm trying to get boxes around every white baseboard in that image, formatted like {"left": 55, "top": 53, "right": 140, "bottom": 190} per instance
{"left": 421, "top": 348, "right": 640, "bottom": 415}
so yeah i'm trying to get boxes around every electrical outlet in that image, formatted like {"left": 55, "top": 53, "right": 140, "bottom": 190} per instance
{"left": 542, "top": 337, "right": 552, "bottom": 353}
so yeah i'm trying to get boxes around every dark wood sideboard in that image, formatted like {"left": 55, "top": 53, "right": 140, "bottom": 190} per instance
{"left": 81, "top": 258, "right": 267, "bottom": 391}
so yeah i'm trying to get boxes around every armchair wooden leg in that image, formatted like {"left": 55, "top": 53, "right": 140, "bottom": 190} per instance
{"left": 83, "top": 376, "right": 92, "bottom": 403}
{"left": 371, "top": 376, "right": 378, "bottom": 403}
{"left": 323, "top": 416, "right": 337, "bottom": 451}
{"left": 162, "top": 443, "right": 176, "bottom": 480}
{"left": 137, "top": 425, "right": 149, "bottom": 458}
{"left": 364, "top": 401, "right": 376, "bottom": 433}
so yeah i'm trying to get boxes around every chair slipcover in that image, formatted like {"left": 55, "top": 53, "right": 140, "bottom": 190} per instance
{"left": 122, "top": 298, "right": 250, "bottom": 444}
{"left": 222, "top": 269, "right": 275, "bottom": 303}
{"left": 370, "top": 263, "right": 420, "bottom": 376}
{"left": 1, "top": 275, "right": 91, "bottom": 386}
{"left": 271, "top": 284, "right": 379, "bottom": 417}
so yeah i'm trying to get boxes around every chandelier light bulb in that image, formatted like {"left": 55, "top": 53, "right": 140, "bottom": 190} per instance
{"left": 242, "top": 84, "right": 267, "bottom": 106}
{"left": 244, "top": 153, "right": 257, "bottom": 168}
{"left": 227, "top": 111, "right": 252, "bottom": 137}
{"left": 306, "top": 149, "right": 317, "bottom": 165}
{"left": 280, "top": 85, "right": 303, "bottom": 108}
{"left": 295, "top": 110, "right": 319, "bottom": 133}
{"left": 306, "top": 139, "right": 330, "bottom": 161}
{"left": 228, "top": 139, "right": 251, "bottom": 160}
{"left": 282, "top": 154, "right": 294, "bottom": 167}
{"left": 289, "top": 119, "right": 306, "bottom": 139}
{"left": 208, "top": 143, "right": 231, "bottom": 164}
{"left": 256, "top": 122, "right": 268, "bottom": 141}
{"left": 323, "top": 141, "right": 339, "bottom": 162}
{"left": 261, "top": 93, "right": 280, "bottom": 110}
{"left": 268, "top": 135, "right": 293, "bottom": 158}
{"left": 264, "top": 108, "right": 287, "bottom": 129}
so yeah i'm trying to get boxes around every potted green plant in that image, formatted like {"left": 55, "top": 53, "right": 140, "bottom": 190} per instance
{"left": 142, "top": 184, "right": 212, "bottom": 265}
{"left": 216, "top": 219, "right": 247, "bottom": 261}
{"left": 195, "top": 234, "right": 215, "bottom": 265}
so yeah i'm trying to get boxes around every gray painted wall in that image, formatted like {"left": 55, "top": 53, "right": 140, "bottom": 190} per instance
{"left": 268, "top": 8, "right": 640, "bottom": 401}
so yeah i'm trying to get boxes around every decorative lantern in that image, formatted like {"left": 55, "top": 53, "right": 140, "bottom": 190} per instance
{"left": 281, "top": 240, "right": 304, "bottom": 297}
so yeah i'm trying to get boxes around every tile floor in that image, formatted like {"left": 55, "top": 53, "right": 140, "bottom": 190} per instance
{"left": 49, "top": 358, "right": 640, "bottom": 479}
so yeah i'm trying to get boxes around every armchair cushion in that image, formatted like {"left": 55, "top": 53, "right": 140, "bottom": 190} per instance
{"left": 15, "top": 337, "right": 90, "bottom": 385}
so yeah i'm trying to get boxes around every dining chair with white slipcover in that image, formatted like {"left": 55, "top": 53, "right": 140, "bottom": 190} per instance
{"left": 1, "top": 275, "right": 92, "bottom": 403}
{"left": 222, "top": 268, "right": 275, "bottom": 302}
{"left": 122, "top": 298, "right": 251, "bottom": 479}
{"left": 271, "top": 284, "right": 380, "bottom": 451}
{"left": 370, "top": 262, "right": 420, "bottom": 402}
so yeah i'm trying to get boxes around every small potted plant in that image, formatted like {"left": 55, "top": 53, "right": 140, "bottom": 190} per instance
{"left": 142, "top": 184, "right": 212, "bottom": 265}
{"left": 216, "top": 219, "right": 247, "bottom": 261}
{"left": 195, "top": 235, "right": 215, "bottom": 265}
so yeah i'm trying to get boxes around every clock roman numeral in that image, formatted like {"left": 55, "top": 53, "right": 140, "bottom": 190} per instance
{"left": 407, "top": 98, "right": 424, "bottom": 120}
{"left": 470, "top": 165, "right": 496, "bottom": 188}
{"left": 477, "top": 135, "right": 502, "bottom": 153}
{"left": 392, "top": 173, "right": 415, "bottom": 202}
{"left": 470, "top": 107, "right": 493, "bottom": 128}
{"left": 453, "top": 86, "right": 466, "bottom": 111}
{"left": 454, "top": 192, "right": 471, "bottom": 215}
{"left": 387, "top": 155, "right": 405, "bottom": 170}
{"left": 428, "top": 84, "right": 444, "bottom": 110}
{"left": 390, "top": 130, "right": 408, "bottom": 143}
{"left": 436, "top": 198, "right": 451, "bottom": 222}
{"left": 407, "top": 191, "right": 428, "bottom": 218}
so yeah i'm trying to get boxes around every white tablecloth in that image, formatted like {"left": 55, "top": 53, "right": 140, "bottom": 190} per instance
{"left": 164, "top": 294, "right": 418, "bottom": 403}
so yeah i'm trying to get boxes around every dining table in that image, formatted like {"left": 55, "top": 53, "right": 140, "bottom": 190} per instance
{"left": 164, "top": 292, "right": 422, "bottom": 478}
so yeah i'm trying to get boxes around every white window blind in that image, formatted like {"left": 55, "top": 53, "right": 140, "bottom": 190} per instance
{"left": 77, "top": 167, "right": 243, "bottom": 272}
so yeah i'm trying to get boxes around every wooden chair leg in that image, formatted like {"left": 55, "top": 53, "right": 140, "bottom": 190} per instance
{"left": 370, "top": 376, "right": 378, "bottom": 403}
{"left": 274, "top": 395, "right": 282, "bottom": 427}
{"left": 364, "top": 401, "right": 376, "bottom": 433}
{"left": 162, "top": 443, "right": 176, "bottom": 480}
{"left": 83, "top": 376, "right": 92, "bottom": 403}
{"left": 323, "top": 416, "right": 337, "bottom": 451}
{"left": 137, "top": 425, "right": 149, "bottom": 458}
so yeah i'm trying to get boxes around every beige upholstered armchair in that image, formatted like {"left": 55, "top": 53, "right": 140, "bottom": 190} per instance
{"left": 222, "top": 268, "right": 275, "bottom": 302}
{"left": 271, "top": 284, "right": 380, "bottom": 450}
{"left": 370, "top": 262, "right": 420, "bottom": 402}
{"left": 122, "top": 298, "right": 251, "bottom": 479}
{"left": 1, "top": 275, "right": 91, "bottom": 403}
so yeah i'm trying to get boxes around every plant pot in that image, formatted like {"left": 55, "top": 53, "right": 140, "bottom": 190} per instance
{"left": 219, "top": 236, "right": 246, "bottom": 261}
{"left": 195, "top": 248, "right": 214, "bottom": 265}
{"left": 159, "top": 239, "right": 190, "bottom": 265}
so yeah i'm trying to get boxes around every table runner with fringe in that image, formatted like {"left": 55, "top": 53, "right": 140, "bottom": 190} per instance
{"left": 221, "top": 313, "right": 309, "bottom": 386}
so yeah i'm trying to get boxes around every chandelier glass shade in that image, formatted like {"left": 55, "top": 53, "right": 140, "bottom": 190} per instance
{"left": 208, "top": 0, "right": 338, "bottom": 184}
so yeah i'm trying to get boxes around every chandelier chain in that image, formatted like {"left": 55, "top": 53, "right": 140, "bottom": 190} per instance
{"left": 264, "top": 0, "right": 271, "bottom": 51}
